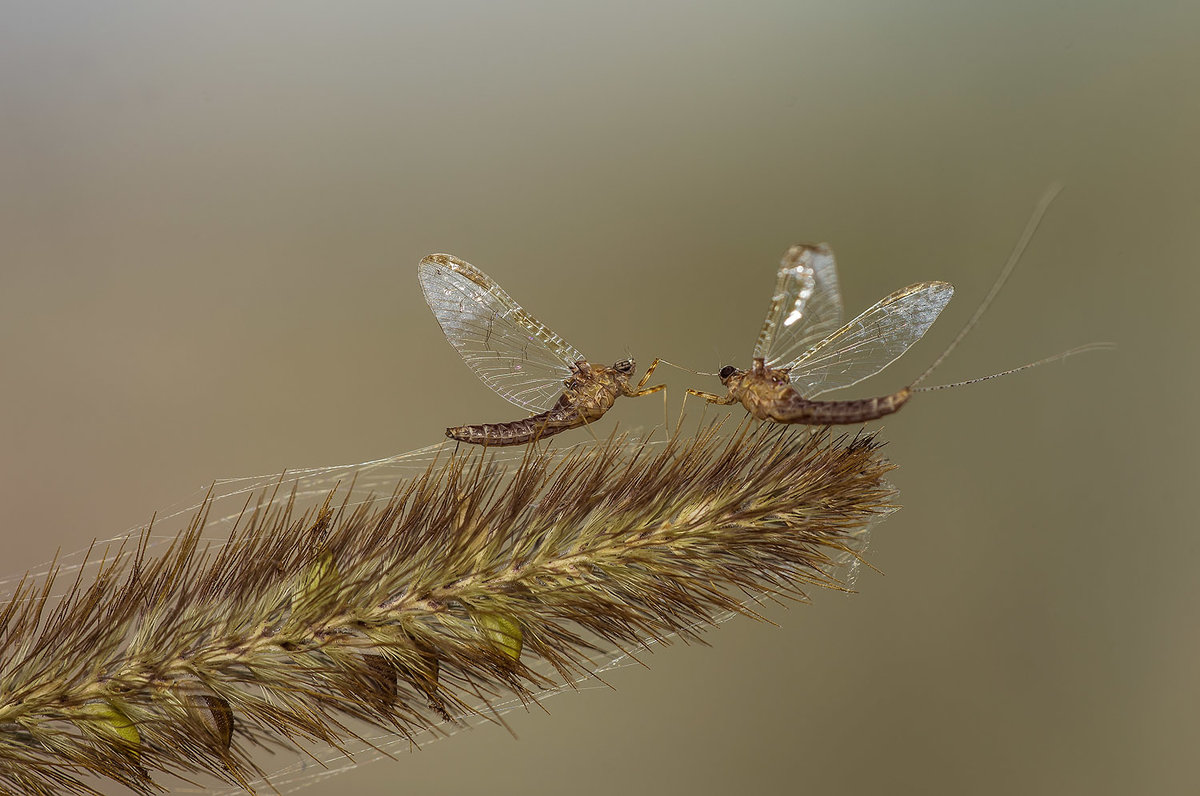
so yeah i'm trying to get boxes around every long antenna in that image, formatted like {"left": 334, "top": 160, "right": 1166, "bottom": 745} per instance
{"left": 911, "top": 182, "right": 1064, "bottom": 388}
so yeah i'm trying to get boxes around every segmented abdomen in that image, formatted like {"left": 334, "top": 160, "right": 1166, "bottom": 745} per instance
{"left": 771, "top": 387, "right": 912, "bottom": 425}
{"left": 446, "top": 408, "right": 584, "bottom": 446}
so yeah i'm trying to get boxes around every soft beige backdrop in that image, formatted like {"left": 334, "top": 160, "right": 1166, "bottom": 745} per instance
{"left": 1, "top": 2, "right": 1193, "bottom": 794}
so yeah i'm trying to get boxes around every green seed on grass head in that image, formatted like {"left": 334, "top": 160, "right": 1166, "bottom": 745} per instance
{"left": 474, "top": 612, "right": 523, "bottom": 661}
{"left": 75, "top": 701, "right": 140, "bottom": 751}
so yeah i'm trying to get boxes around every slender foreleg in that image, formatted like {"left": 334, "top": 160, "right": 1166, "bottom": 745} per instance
{"left": 628, "top": 357, "right": 667, "bottom": 397}
{"left": 685, "top": 389, "right": 736, "bottom": 405}
{"left": 680, "top": 388, "right": 737, "bottom": 430}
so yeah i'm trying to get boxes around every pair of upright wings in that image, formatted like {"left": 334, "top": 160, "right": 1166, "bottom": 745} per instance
{"left": 752, "top": 244, "right": 954, "bottom": 398}
{"left": 418, "top": 247, "right": 954, "bottom": 411}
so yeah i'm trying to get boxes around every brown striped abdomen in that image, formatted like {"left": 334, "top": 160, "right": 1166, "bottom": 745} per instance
{"left": 770, "top": 387, "right": 912, "bottom": 425}
{"left": 446, "top": 408, "right": 584, "bottom": 446}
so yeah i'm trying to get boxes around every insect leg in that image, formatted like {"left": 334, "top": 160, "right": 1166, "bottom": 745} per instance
{"left": 633, "top": 357, "right": 661, "bottom": 390}
{"left": 685, "top": 389, "right": 736, "bottom": 405}
{"left": 627, "top": 384, "right": 666, "bottom": 398}
{"left": 680, "top": 388, "right": 736, "bottom": 431}
{"left": 673, "top": 385, "right": 690, "bottom": 438}
{"left": 627, "top": 357, "right": 667, "bottom": 397}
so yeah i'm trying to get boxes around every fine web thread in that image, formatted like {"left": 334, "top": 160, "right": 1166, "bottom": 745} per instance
{"left": 0, "top": 437, "right": 632, "bottom": 601}
{"left": 0, "top": 441, "right": 449, "bottom": 599}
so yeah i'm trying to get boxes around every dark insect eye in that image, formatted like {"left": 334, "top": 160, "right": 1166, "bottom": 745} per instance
{"left": 719, "top": 365, "right": 736, "bottom": 380}
{"left": 615, "top": 359, "right": 635, "bottom": 374}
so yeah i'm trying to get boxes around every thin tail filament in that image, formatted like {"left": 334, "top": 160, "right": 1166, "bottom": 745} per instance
{"left": 911, "top": 182, "right": 1064, "bottom": 389}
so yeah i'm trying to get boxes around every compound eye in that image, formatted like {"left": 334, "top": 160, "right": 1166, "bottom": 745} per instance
{"left": 615, "top": 359, "right": 635, "bottom": 374}
{"left": 718, "top": 365, "right": 737, "bottom": 381}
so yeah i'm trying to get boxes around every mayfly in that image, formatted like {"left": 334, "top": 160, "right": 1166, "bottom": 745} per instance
{"left": 687, "top": 187, "right": 1106, "bottom": 424}
{"left": 419, "top": 253, "right": 665, "bottom": 446}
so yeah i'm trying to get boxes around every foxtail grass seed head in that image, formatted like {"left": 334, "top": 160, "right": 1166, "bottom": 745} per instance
{"left": 0, "top": 423, "right": 895, "bottom": 794}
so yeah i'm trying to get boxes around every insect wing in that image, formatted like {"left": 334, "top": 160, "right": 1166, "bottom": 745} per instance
{"left": 788, "top": 281, "right": 954, "bottom": 398}
{"left": 419, "top": 254, "right": 585, "bottom": 413}
{"left": 754, "top": 244, "right": 845, "bottom": 368}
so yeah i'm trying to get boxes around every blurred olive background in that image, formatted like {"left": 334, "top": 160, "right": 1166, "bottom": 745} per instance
{"left": 0, "top": 2, "right": 1194, "bottom": 794}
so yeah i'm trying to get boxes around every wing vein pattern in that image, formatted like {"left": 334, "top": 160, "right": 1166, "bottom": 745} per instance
{"left": 788, "top": 281, "right": 954, "bottom": 398}
{"left": 755, "top": 244, "right": 845, "bottom": 368}
{"left": 419, "top": 254, "right": 584, "bottom": 413}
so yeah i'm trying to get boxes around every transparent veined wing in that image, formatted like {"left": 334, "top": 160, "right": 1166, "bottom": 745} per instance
{"left": 754, "top": 243, "right": 845, "bottom": 368}
{"left": 419, "top": 254, "right": 585, "bottom": 413}
{"left": 788, "top": 281, "right": 954, "bottom": 399}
